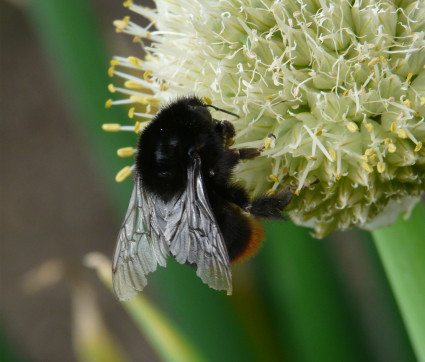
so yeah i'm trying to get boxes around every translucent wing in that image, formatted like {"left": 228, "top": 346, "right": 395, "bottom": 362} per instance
{"left": 113, "top": 155, "right": 232, "bottom": 300}
{"left": 155, "top": 155, "right": 233, "bottom": 295}
{"left": 112, "top": 177, "right": 169, "bottom": 301}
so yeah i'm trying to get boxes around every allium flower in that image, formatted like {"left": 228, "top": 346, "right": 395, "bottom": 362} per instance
{"left": 104, "top": 0, "right": 425, "bottom": 237}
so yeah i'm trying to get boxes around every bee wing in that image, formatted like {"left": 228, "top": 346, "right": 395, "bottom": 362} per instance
{"left": 164, "top": 155, "right": 233, "bottom": 295}
{"left": 112, "top": 177, "right": 169, "bottom": 301}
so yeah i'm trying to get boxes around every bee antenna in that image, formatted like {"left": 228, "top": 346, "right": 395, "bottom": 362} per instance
{"left": 203, "top": 104, "right": 240, "bottom": 119}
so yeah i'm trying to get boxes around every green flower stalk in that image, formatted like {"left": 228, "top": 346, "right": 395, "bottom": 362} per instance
{"left": 104, "top": 0, "right": 425, "bottom": 237}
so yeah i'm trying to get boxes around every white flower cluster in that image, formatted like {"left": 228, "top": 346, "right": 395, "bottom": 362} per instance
{"left": 106, "top": 0, "right": 425, "bottom": 237}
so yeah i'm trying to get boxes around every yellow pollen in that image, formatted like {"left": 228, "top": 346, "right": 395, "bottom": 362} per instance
{"left": 128, "top": 107, "right": 135, "bottom": 118}
{"left": 403, "top": 99, "right": 412, "bottom": 108}
{"left": 294, "top": 189, "right": 301, "bottom": 196}
{"left": 315, "top": 126, "right": 323, "bottom": 136}
{"left": 397, "top": 129, "right": 407, "bottom": 139}
{"left": 377, "top": 162, "right": 386, "bottom": 173}
{"left": 117, "top": 147, "right": 135, "bottom": 157}
{"left": 146, "top": 31, "right": 151, "bottom": 38}
{"left": 124, "top": 80, "right": 143, "bottom": 89}
{"left": 134, "top": 121, "right": 142, "bottom": 133}
{"left": 123, "top": 0, "right": 133, "bottom": 8}
{"left": 361, "top": 162, "right": 373, "bottom": 173}
{"left": 264, "top": 134, "right": 275, "bottom": 150}
{"left": 388, "top": 143, "right": 397, "bottom": 153}
{"left": 130, "top": 95, "right": 160, "bottom": 105}
{"left": 145, "top": 54, "right": 154, "bottom": 61}
{"left": 336, "top": 174, "right": 341, "bottom": 181}
{"left": 113, "top": 17, "right": 130, "bottom": 32}
{"left": 105, "top": 99, "right": 113, "bottom": 108}
{"left": 108, "top": 66, "right": 115, "bottom": 77}
{"left": 384, "top": 138, "right": 392, "bottom": 144}
{"left": 347, "top": 122, "right": 358, "bottom": 133}
{"left": 415, "top": 142, "right": 422, "bottom": 152}
{"left": 360, "top": 155, "right": 368, "bottom": 162}
{"left": 110, "top": 59, "right": 120, "bottom": 66}
{"left": 108, "top": 84, "right": 116, "bottom": 93}
{"left": 143, "top": 70, "right": 153, "bottom": 82}
{"left": 133, "top": 36, "right": 142, "bottom": 43}
{"left": 203, "top": 96, "right": 212, "bottom": 105}
{"left": 368, "top": 57, "right": 380, "bottom": 67}
{"left": 364, "top": 122, "right": 374, "bottom": 132}
{"left": 269, "top": 174, "right": 279, "bottom": 183}
{"left": 264, "top": 95, "right": 273, "bottom": 101}
{"left": 390, "top": 121, "right": 397, "bottom": 132}
{"left": 379, "top": 56, "right": 387, "bottom": 63}
{"left": 115, "top": 166, "right": 132, "bottom": 182}
{"left": 365, "top": 148, "right": 374, "bottom": 157}
{"left": 128, "top": 56, "right": 143, "bottom": 67}
{"left": 160, "top": 83, "right": 169, "bottom": 91}
{"left": 308, "top": 156, "right": 318, "bottom": 160}
{"left": 369, "top": 153, "right": 377, "bottom": 162}
{"left": 406, "top": 73, "right": 413, "bottom": 83}
{"left": 343, "top": 89, "right": 350, "bottom": 96}
{"left": 102, "top": 123, "right": 121, "bottom": 132}
{"left": 329, "top": 149, "right": 337, "bottom": 161}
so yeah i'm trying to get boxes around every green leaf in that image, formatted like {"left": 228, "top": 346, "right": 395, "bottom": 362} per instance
{"left": 373, "top": 202, "right": 425, "bottom": 361}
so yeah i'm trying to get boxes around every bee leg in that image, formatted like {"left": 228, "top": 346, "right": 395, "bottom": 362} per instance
{"left": 237, "top": 148, "right": 261, "bottom": 160}
{"left": 246, "top": 187, "right": 294, "bottom": 219}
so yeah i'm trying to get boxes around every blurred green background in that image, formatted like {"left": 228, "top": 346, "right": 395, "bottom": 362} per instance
{"left": 0, "top": 0, "right": 422, "bottom": 361}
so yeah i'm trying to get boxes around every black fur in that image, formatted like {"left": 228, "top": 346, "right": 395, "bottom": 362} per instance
{"left": 135, "top": 96, "right": 293, "bottom": 261}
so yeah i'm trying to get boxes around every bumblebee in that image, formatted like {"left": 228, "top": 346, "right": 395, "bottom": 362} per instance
{"left": 113, "top": 97, "right": 293, "bottom": 300}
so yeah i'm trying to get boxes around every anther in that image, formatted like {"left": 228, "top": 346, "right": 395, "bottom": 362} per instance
{"left": 115, "top": 166, "right": 133, "bottom": 182}
{"left": 105, "top": 99, "right": 113, "bottom": 108}
{"left": 117, "top": 147, "right": 135, "bottom": 157}
{"left": 102, "top": 123, "right": 121, "bottom": 132}
{"left": 347, "top": 122, "right": 358, "bottom": 133}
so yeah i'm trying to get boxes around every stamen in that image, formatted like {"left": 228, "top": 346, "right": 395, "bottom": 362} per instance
{"left": 108, "top": 84, "right": 116, "bottom": 93}
{"left": 102, "top": 123, "right": 142, "bottom": 133}
{"left": 303, "top": 125, "right": 333, "bottom": 162}
{"left": 115, "top": 165, "right": 134, "bottom": 182}
{"left": 124, "top": 80, "right": 144, "bottom": 89}
{"left": 264, "top": 134, "right": 276, "bottom": 150}
{"left": 347, "top": 122, "right": 358, "bottom": 133}
{"left": 102, "top": 123, "right": 121, "bottom": 132}
{"left": 130, "top": 95, "right": 160, "bottom": 105}
{"left": 397, "top": 129, "right": 408, "bottom": 139}
{"left": 269, "top": 174, "right": 279, "bottom": 183}
{"left": 202, "top": 96, "right": 212, "bottom": 105}
{"left": 143, "top": 70, "right": 153, "bottom": 82}
{"left": 127, "top": 56, "right": 144, "bottom": 67}
{"left": 296, "top": 161, "right": 314, "bottom": 194}
{"left": 117, "top": 147, "right": 136, "bottom": 157}
{"left": 377, "top": 162, "right": 386, "bottom": 173}
{"left": 388, "top": 143, "right": 397, "bottom": 153}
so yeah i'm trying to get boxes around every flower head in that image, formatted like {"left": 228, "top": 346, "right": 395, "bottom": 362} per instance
{"left": 104, "top": 0, "right": 425, "bottom": 237}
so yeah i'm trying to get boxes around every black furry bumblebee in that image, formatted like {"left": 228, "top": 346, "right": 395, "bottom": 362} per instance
{"left": 112, "top": 96, "right": 293, "bottom": 300}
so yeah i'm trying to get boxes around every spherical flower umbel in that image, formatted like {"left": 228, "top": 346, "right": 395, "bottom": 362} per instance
{"left": 104, "top": 0, "right": 425, "bottom": 238}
